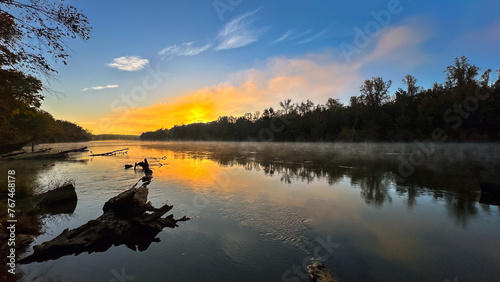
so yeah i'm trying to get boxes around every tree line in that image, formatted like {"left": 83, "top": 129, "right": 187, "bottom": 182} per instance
{"left": 141, "top": 57, "right": 500, "bottom": 142}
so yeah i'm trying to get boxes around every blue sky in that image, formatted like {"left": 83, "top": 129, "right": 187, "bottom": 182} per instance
{"left": 40, "top": 0, "right": 500, "bottom": 134}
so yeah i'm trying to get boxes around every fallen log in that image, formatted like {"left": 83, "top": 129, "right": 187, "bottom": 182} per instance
{"left": 3, "top": 147, "right": 88, "bottom": 160}
{"left": 89, "top": 148, "right": 128, "bottom": 156}
{"left": 0, "top": 150, "right": 26, "bottom": 159}
{"left": 4, "top": 151, "right": 67, "bottom": 160}
{"left": 18, "top": 178, "right": 189, "bottom": 264}
{"left": 60, "top": 147, "right": 88, "bottom": 153}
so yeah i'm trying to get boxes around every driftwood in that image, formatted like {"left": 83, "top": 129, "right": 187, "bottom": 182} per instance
{"left": 307, "top": 262, "right": 338, "bottom": 282}
{"left": 18, "top": 178, "right": 189, "bottom": 264}
{"left": 0, "top": 150, "right": 26, "bottom": 158}
{"left": 2, "top": 147, "right": 88, "bottom": 160}
{"left": 89, "top": 148, "right": 129, "bottom": 156}
{"left": 60, "top": 147, "right": 88, "bottom": 154}
{"left": 135, "top": 158, "right": 153, "bottom": 176}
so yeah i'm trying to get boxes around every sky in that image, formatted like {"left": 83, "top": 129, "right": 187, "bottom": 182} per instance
{"left": 39, "top": 0, "right": 500, "bottom": 135}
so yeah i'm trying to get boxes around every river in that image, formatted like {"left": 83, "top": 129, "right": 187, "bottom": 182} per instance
{"left": 4, "top": 141, "right": 500, "bottom": 281}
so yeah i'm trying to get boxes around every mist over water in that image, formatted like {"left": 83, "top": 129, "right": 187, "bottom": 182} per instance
{"left": 155, "top": 141, "right": 500, "bottom": 163}
{"left": 151, "top": 141, "right": 500, "bottom": 181}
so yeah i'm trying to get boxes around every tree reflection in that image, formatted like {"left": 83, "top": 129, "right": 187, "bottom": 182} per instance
{"left": 354, "top": 173, "right": 392, "bottom": 206}
{"left": 191, "top": 146, "right": 499, "bottom": 228}
{"left": 443, "top": 191, "right": 480, "bottom": 227}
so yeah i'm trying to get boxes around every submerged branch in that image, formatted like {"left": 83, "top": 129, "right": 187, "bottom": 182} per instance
{"left": 89, "top": 148, "right": 129, "bottom": 156}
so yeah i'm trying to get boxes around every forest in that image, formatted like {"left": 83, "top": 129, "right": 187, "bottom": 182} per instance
{"left": 141, "top": 57, "right": 500, "bottom": 143}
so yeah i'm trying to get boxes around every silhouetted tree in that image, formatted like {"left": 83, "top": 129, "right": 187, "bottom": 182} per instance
{"left": 359, "top": 77, "right": 392, "bottom": 109}
{"left": 326, "top": 98, "right": 343, "bottom": 111}
{"left": 279, "top": 99, "right": 293, "bottom": 114}
{"left": 445, "top": 56, "right": 479, "bottom": 89}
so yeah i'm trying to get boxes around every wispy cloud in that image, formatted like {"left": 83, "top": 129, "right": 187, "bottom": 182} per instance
{"left": 156, "top": 10, "right": 266, "bottom": 56}
{"left": 159, "top": 42, "right": 213, "bottom": 59}
{"left": 271, "top": 30, "right": 294, "bottom": 44}
{"left": 298, "top": 27, "right": 329, "bottom": 44}
{"left": 81, "top": 84, "right": 119, "bottom": 91}
{"left": 107, "top": 56, "right": 149, "bottom": 71}
{"left": 289, "top": 29, "right": 313, "bottom": 40}
{"left": 271, "top": 29, "right": 314, "bottom": 45}
{"left": 215, "top": 9, "right": 267, "bottom": 50}
{"left": 362, "top": 21, "right": 431, "bottom": 65}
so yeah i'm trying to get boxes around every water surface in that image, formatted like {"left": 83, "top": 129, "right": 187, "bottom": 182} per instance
{"left": 4, "top": 141, "right": 500, "bottom": 281}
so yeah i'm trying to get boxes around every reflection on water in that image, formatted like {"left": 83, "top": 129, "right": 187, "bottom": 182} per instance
{"left": 164, "top": 142, "right": 498, "bottom": 228}
{"left": 7, "top": 141, "right": 500, "bottom": 282}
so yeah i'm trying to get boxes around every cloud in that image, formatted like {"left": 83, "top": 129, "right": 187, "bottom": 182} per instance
{"left": 215, "top": 9, "right": 267, "bottom": 50}
{"left": 298, "top": 27, "right": 329, "bottom": 44}
{"left": 361, "top": 21, "right": 431, "bottom": 65}
{"left": 271, "top": 30, "right": 294, "bottom": 44}
{"left": 159, "top": 42, "right": 213, "bottom": 59}
{"left": 272, "top": 28, "right": 328, "bottom": 45}
{"left": 107, "top": 56, "right": 149, "bottom": 71}
{"left": 81, "top": 84, "right": 119, "bottom": 91}
{"left": 156, "top": 10, "right": 266, "bottom": 57}
{"left": 289, "top": 29, "right": 313, "bottom": 41}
